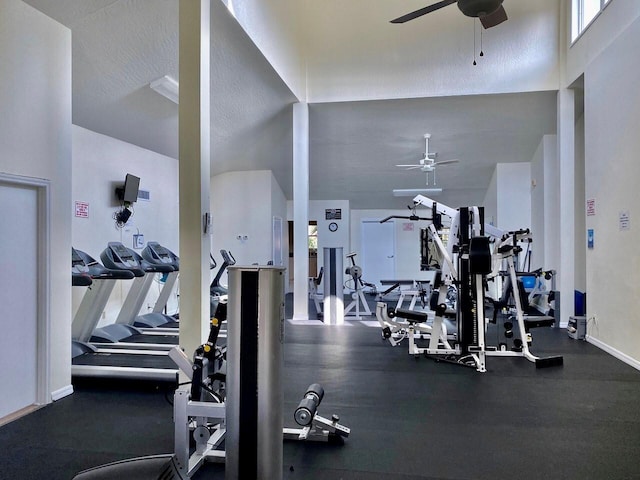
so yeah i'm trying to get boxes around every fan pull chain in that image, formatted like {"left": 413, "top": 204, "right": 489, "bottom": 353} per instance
{"left": 473, "top": 19, "right": 477, "bottom": 65}
{"left": 480, "top": 24, "right": 484, "bottom": 57}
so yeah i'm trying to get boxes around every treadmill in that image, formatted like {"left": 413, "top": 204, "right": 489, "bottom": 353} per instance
{"left": 71, "top": 248, "right": 178, "bottom": 382}
{"left": 90, "top": 242, "right": 180, "bottom": 348}
{"left": 134, "top": 241, "right": 181, "bottom": 329}
{"left": 95, "top": 242, "right": 222, "bottom": 343}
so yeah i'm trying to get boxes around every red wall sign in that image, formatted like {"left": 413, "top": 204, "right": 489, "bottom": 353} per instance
{"left": 75, "top": 201, "right": 89, "bottom": 218}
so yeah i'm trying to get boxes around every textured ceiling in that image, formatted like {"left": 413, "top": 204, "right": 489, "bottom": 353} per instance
{"left": 309, "top": 92, "right": 558, "bottom": 209}
{"left": 302, "top": 0, "right": 560, "bottom": 102}
{"left": 23, "top": 0, "right": 559, "bottom": 209}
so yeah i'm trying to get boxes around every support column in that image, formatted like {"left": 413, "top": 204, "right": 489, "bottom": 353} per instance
{"left": 557, "top": 88, "right": 575, "bottom": 327}
{"left": 292, "top": 102, "right": 309, "bottom": 320}
{"left": 178, "top": 0, "right": 211, "bottom": 354}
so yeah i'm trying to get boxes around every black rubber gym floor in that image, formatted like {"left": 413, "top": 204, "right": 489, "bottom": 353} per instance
{"left": 2, "top": 295, "right": 640, "bottom": 479}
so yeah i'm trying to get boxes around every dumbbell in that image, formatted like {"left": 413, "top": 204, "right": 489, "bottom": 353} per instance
{"left": 294, "top": 384, "right": 324, "bottom": 426}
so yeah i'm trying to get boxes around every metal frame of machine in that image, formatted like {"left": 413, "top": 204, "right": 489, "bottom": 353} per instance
{"left": 375, "top": 195, "right": 563, "bottom": 372}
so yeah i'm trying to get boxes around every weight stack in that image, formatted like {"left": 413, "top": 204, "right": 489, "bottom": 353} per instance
{"left": 226, "top": 266, "right": 286, "bottom": 480}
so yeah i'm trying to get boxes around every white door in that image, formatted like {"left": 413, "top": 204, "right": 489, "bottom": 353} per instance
{"left": 361, "top": 220, "right": 395, "bottom": 288}
{"left": 0, "top": 183, "right": 38, "bottom": 419}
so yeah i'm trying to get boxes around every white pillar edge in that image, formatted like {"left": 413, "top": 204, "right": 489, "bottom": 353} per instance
{"left": 292, "top": 102, "right": 310, "bottom": 321}
{"left": 557, "top": 88, "right": 576, "bottom": 327}
{"left": 178, "top": 0, "right": 212, "bottom": 355}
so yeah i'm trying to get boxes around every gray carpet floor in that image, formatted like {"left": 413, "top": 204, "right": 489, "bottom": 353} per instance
{"left": 1, "top": 295, "right": 639, "bottom": 479}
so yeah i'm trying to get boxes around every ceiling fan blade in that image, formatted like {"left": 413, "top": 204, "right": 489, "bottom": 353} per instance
{"left": 390, "top": 0, "right": 457, "bottom": 24}
{"left": 405, "top": 166, "right": 424, "bottom": 170}
{"left": 396, "top": 164, "right": 421, "bottom": 167}
{"left": 434, "top": 159, "right": 459, "bottom": 166}
{"left": 480, "top": 5, "right": 507, "bottom": 29}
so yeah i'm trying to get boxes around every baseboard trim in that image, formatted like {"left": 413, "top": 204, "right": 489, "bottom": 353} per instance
{"left": 51, "top": 384, "right": 74, "bottom": 401}
{"left": 586, "top": 335, "right": 640, "bottom": 371}
{"left": 0, "top": 404, "right": 42, "bottom": 427}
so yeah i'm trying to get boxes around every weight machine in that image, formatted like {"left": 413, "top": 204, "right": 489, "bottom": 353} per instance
{"left": 170, "top": 292, "right": 350, "bottom": 478}
{"left": 375, "top": 195, "right": 563, "bottom": 372}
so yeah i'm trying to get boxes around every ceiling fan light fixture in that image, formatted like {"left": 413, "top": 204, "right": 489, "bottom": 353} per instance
{"left": 149, "top": 75, "right": 179, "bottom": 104}
{"left": 457, "top": 0, "right": 503, "bottom": 17}
{"left": 393, "top": 188, "right": 443, "bottom": 197}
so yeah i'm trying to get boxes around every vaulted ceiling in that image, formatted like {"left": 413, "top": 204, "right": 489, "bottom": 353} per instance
{"left": 23, "top": 0, "right": 561, "bottom": 209}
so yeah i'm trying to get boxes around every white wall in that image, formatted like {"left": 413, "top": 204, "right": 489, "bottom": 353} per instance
{"left": 530, "top": 138, "right": 545, "bottom": 269}
{"left": 71, "top": 126, "right": 179, "bottom": 324}
{"left": 496, "top": 163, "right": 532, "bottom": 232}
{"left": 220, "top": 0, "right": 305, "bottom": 100}
{"left": 574, "top": 113, "right": 586, "bottom": 293}
{"left": 542, "top": 136, "right": 560, "bottom": 273}
{"left": 565, "top": 0, "right": 640, "bottom": 86}
{"left": 529, "top": 134, "right": 559, "bottom": 272}
{"left": 211, "top": 170, "right": 287, "bottom": 276}
{"left": 0, "top": 0, "right": 72, "bottom": 396}
{"left": 583, "top": 14, "right": 640, "bottom": 365}
{"left": 483, "top": 163, "right": 532, "bottom": 233}
{"left": 223, "top": 1, "right": 560, "bottom": 103}
{"left": 483, "top": 168, "right": 498, "bottom": 226}
{"left": 303, "top": 0, "right": 560, "bottom": 102}
{"left": 271, "top": 169, "right": 288, "bottom": 269}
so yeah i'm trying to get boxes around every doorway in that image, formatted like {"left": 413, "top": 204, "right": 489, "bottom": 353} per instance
{"left": 288, "top": 221, "right": 318, "bottom": 288}
{"left": 361, "top": 219, "right": 396, "bottom": 288}
{"left": 0, "top": 174, "right": 50, "bottom": 422}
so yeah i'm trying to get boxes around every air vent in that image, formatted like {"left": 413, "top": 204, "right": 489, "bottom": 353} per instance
{"left": 138, "top": 189, "right": 151, "bottom": 201}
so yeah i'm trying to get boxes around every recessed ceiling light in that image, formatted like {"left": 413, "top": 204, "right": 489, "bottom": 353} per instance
{"left": 149, "top": 75, "right": 179, "bottom": 104}
{"left": 392, "top": 188, "right": 443, "bottom": 197}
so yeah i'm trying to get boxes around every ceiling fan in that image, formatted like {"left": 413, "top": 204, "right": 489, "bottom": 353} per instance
{"left": 396, "top": 134, "right": 459, "bottom": 185}
{"left": 390, "top": 0, "right": 508, "bottom": 29}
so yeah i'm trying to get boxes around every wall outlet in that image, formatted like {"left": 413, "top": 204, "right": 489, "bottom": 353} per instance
{"left": 133, "top": 233, "right": 145, "bottom": 249}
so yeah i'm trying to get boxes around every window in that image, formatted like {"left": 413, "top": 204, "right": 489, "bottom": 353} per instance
{"left": 308, "top": 223, "right": 318, "bottom": 257}
{"left": 572, "top": 0, "right": 612, "bottom": 42}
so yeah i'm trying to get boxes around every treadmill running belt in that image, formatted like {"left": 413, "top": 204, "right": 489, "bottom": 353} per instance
{"left": 161, "top": 321, "right": 180, "bottom": 328}
{"left": 73, "top": 353, "right": 177, "bottom": 369}
{"left": 124, "top": 334, "right": 178, "bottom": 344}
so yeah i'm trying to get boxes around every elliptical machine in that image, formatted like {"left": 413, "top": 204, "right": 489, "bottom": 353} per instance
{"left": 209, "top": 249, "right": 236, "bottom": 298}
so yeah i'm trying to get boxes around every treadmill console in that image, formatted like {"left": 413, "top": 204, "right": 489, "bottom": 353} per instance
{"left": 107, "top": 242, "right": 140, "bottom": 268}
{"left": 147, "top": 243, "right": 172, "bottom": 263}
{"left": 72, "top": 248, "right": 89, "bottom": 274}
{"left": 142, "top": 241, "right": 179, "bottom": 269}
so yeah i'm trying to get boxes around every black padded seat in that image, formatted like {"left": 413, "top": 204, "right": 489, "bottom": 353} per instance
{"left": 72, "top": 454, "right": 179, "bottom": 480}
{"left": 394, "top": 308, "right": 429, "bottom": 324}
{"left": 523, "top": 316, "right": 555, "bottom": 329}
{"left": 380, "top": 279, "right": 415, "bottom": 286}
